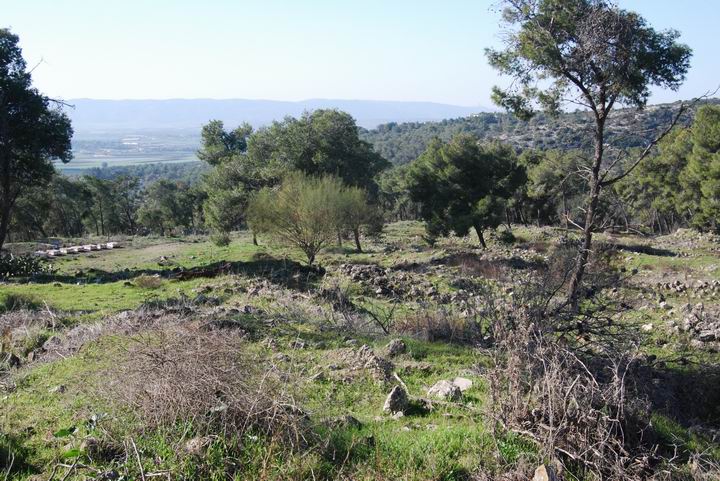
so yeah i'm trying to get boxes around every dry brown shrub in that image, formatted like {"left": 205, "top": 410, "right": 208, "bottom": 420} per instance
{"left": 133, "top": 274, "right": 163, "bottom": 289}
{"left": 100, "top": 325, "right": 309, "bottom": 449}
{"left": 488, "top": 317, "right": 648, "bottom": 480}
{"left": 444, "top": 252, "right": 507, "bottom": 280}
{"left": 395, "top": 306, "right": 483, "bottom": 344}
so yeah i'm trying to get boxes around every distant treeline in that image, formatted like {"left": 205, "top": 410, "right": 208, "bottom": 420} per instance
{"left": 8, "top": 101, "right": 720, "bottom": 245}
{"left": 83, "top": 161, "right": 209, "bottom": 188}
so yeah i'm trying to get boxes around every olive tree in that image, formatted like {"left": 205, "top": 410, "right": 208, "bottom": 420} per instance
{"left": 486, "top": 0, "right": 692, "bottom": 307}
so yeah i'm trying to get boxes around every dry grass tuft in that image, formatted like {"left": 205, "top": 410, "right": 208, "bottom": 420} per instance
{"left": 100, "top": 325, "right": 309, "bottom": 450}
{"left": 395, "top": 306, "right": 483, "bottom": 344}
{"left": 133, "top": 274, "right": 163, "bottom": 289}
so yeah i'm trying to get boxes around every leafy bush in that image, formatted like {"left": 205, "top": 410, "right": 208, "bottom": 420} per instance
{"left": 210, "top": 232, "right": 231, "bottom": 247}
{"left": 247, "top": 173, "right": 345, "bottom": 265}
{"left": 0, "top": 254, "right": 54, "bottom": 279}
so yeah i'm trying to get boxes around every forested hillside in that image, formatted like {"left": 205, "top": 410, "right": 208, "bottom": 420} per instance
{"left": 362, "top": 100, "right": 719, "bottom": 165}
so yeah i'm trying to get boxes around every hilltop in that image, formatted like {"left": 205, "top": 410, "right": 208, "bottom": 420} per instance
{"left": 361, "top": 99, "right": 720, "bottom": 165}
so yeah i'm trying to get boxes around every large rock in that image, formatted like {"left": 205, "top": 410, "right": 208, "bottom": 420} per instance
{"left": 427, "top": 380, "right": 461, "bottom": 401}
{"left": 452, "top": 377, "right": 472, "bottom": 392}
{"left": 383, "top": 385, "right": 409, "bottom": 414}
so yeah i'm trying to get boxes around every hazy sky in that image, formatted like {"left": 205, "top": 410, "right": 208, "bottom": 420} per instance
{"left": 4, "top": 0, "right": 718, "bottom": 106}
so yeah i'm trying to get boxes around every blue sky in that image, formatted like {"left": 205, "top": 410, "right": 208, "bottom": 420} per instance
{"left": 4, "top": 0, "right": 718, "bottom": 106}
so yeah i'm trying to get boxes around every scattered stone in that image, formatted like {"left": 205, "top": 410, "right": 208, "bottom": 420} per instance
{"left": 386, "top": 339, "right": 407, "bottom": 357}
{"left": 383, "top": 385, "right": 409, "bottom": 414}
{"left": 289, "top": 339, "right": 307, "bottom": 350}
{"left": 699, "top": 330, "right": 717, "bottom": 342}
{"left": 427, "top": 380, "right": 461, "bottom": 401}
{"left": 640, "top": 323, "right": 654, "bottom": 332}
{"left": 48, "top": 385, "right": 66, "bottom": 394}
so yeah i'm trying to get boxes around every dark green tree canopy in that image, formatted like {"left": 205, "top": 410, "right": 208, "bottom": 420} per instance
{"left": 0, "top": 29, "right": 73, "bottom": 251}
{"left": 487, "top": 0, "right": 692, "bottom": 119}
{"left": 197, "top": 120, "right": 253, "bottom": 166}
{"left": 406, "top": 134, "right": 525, "bottom": 247}
{"left": 249, "top": 109, "right": 389, "bottom": 192}
{"left": 486, "top": 0, "right": 691, "bottom": 306}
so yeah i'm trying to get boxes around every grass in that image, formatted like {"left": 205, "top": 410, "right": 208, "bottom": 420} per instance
{"left": 2, "top": 222, "right": 720, "bottom": 479}
{"left": 0, "top": 277, "right": 210, "bottom": 313}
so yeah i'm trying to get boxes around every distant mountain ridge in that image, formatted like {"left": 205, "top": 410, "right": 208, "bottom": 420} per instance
{"left": 66, "top": 98, "right": 490, "bottom": 130}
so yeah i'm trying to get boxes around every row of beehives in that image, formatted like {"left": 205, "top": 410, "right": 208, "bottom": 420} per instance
{"left": 35, "top": 242, "right": 119, "bottom": 257}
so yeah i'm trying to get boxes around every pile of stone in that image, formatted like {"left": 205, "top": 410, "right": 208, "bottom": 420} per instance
{"left": 338, "top": 263, "right": 435, "bottom": 299}
{"left": 656, "top": 279, "right": 720, "bottom": 296}
{"left": 668, "top": 303, "right": 720, "bottom": 343}
{"left": 328, "top": 344, "right": 396, "bottom": 384}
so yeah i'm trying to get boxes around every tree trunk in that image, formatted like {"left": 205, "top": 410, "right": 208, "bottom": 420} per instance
{"left": 0, "top": 205, "right": 11, "bottom": 253}
{"left": 337, "top": 231, "right": 343, "bottom": 247}
{"left": 353, "top": 227, "right": 362, "bottom": 252}
{"left": 252, "top": 231, "right": 258, "bottom": 246}
{"left": 474, "top": 225, "right": 487, "bottom": 249}
{"left": 566, "top": 116, "right": 605, "bottom": 309}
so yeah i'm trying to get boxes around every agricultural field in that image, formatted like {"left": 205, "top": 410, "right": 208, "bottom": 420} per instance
{"left": 2, "top": 222, "right": 719, "bottom": 480}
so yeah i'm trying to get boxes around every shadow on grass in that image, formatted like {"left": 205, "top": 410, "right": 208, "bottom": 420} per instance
{"left": 15, "top": 254, "right": 326, "bottom": 292}
{"left": 0, "top": 432, "right": 34, "bottom": 478}
{"left": 616, "top": 243, "right": 677, "bottom": 257}
{"left": 645, "top": 363, "right": 720, "bottom": 427}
